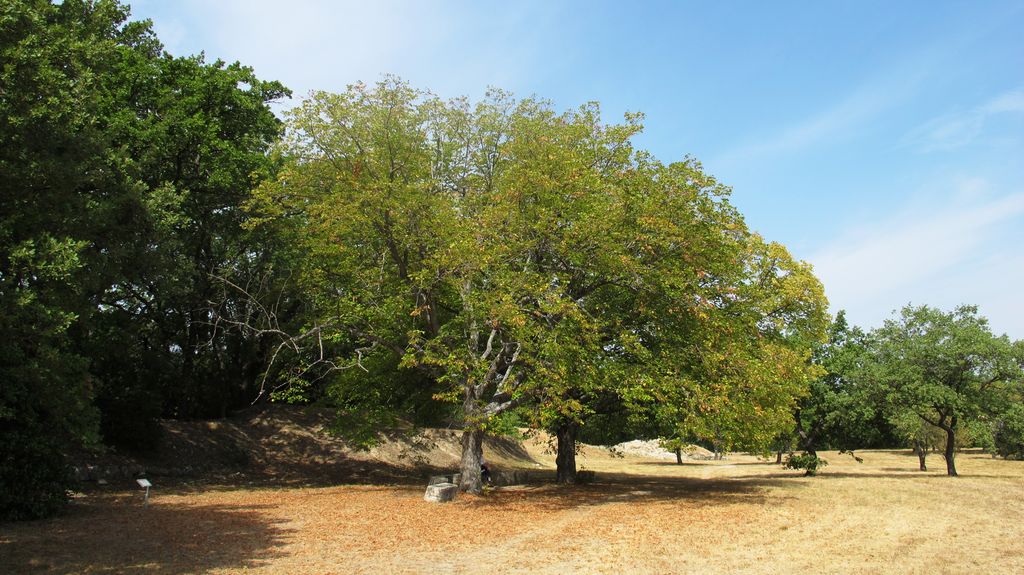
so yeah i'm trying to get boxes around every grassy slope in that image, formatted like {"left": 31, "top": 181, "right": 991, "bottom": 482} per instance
{"left": 90, "top": 405, "right": 542, "bottom": 486}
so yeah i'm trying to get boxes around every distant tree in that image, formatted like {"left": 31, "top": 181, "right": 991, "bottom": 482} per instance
{"left": 993, "top": 403, "right": 1024, "bottom": 460}
{"left": 786, "top": 311, "right": 878, "bottom": 474}
{"left": 658, "top": 437, "right": 689, "bottom": 464}
{"left": 989, "top": 369, "right": 1024, "bottom": 460}
{"left": 867, "top": 305, "right": 1022, "bottom": 476}
{"left": 889, "top": 411, "right": 945, "bottom": 471}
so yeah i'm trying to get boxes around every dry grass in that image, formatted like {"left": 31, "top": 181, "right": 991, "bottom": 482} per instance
{"left": 3, "top": 440, "right": 1023, "bottom": 574}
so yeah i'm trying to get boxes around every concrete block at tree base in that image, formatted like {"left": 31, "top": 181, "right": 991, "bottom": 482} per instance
{"left": 424, "top": 482, "right": 458, "bottom": 503}
{"left": 491, "top": 470, "right": 531, "bottom": 486}
{"left": 428, "top": 473, "right": 461, "bottom": 486}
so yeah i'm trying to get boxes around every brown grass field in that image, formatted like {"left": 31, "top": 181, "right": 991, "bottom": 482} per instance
{"left": 2, "top": 438, "right": 1023, "bottom": 574}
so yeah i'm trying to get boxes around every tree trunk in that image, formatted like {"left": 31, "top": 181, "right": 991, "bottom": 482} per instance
{"left": 712, "top": 434, "right": 724, "bottom": 460}
{"left": 776, "top": 449, "right": 784, "bottom": 465}
{"left": 795, "top": 409, "right": 819, "bottom": 459}
{"left": 942, "top": 423, "right": 958, "bottom": 477}
{"left": 914, "top": 442, "right": 927, "bottom": 471}
{"left": 459, "top": 427, "right": 485, "bottom": 493}
{"left": 555, "top": 422, "right": 578, "bottom": 484}
{"left": 676, "top": 448, "right": 683, "bottom": 465}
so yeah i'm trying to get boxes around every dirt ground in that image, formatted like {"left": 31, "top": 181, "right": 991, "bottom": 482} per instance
{"left": 3, "top": 435, "right": 1023, "bottom": 574}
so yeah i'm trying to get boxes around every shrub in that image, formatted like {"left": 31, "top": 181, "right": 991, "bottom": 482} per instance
{"left": 785, "top": 452, "right": 829, "bottom": 476}
{"left": 0, "top": 430, "right": 74, "bottom": 521}
{"left": 993, "top": 404, "right": 1024, "bottom": 460}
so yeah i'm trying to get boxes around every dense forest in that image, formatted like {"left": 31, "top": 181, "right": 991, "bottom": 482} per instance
{"left": 2, "top": 0, "right": 1022, "bottom": 520}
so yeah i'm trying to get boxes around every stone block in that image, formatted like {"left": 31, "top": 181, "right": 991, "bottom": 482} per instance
{"left": 424, "top": 482, "right": 458, "bottom": 503}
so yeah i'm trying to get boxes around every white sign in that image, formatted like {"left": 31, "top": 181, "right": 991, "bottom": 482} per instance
{"left": 136, "top": 478, "right": 152, "bottom": 488}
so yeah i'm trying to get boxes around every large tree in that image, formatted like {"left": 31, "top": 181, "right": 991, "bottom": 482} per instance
{"left": 1, "top": 0, "right": 148, "bottom": 519}
{"left": 868, "top": 304, "right": 1022, "bottom": 476}
{"left": 1, "top": 0, "right": 287, "bottom": 518}
{"left": 247, "top": 79, "right": 801, "bottom": 492}
{"left": 87, "top": 41, "right": 289, "bottom": 431}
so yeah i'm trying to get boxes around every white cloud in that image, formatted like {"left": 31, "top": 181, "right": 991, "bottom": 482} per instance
{"left": 809, "top": 179, "right": 1024, "bottom": 338}
{"left": 901, "top": 87, "right": 1024, "bottom": 152}
{"left": 709, "top": 55, "right": 936, "bottom": 171}
{"left": 714, "top": 86, "right": 893, "bottom": 166}
{"left": 983, "top": 89, "right": 1024, "bottom": 114}
{"left": 135, "top": 0, "right": 568, "bottom": 102}
{"left": 175, "top": 0, "right": 444, "bottom": 92}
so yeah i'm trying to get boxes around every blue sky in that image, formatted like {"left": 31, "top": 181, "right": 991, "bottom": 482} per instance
{"left": 130, "top": 0, "right": 1024, "bottom": 339}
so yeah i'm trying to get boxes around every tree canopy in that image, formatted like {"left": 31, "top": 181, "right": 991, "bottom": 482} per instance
{"left": 15, "top": 0, "right": 1021, "bottom": 521}
{"left": 246, "top": 79, "right": 829, "bottom": 491}
{"left": 866, "top": 304, "right": 1023, "bottom": 476}
{"left": 1, "top": 0, "right": 288, "bottom": 519}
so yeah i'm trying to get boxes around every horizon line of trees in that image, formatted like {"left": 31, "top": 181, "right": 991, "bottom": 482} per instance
{"left": 2, "top": 0, "right": 1022, "bottom": 520}
{"left": 781, "top": 307, "right": 1024, "bottom": 477}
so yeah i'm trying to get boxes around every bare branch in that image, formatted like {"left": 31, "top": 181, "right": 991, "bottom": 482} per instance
{"left": 484, "top": 389, "right": 523, "bottom": 417}
{"left": 480, "top": 328, "right": 498, "bottom": 361}
{"left": 497, "top": 343, "right": 522, "bottom": 392}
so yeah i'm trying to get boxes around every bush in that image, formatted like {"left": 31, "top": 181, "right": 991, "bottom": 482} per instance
{"left": 785, "top": 452, "right": 828, "bottom": 476}
{"left": 993, "top": 405, "right": 1024, "bottom": 460}
{"left": 0, "top": 430, "right": 74, "bottom": 521}
{"left": 0, "top": 302, "right": 98, "bottom": 521}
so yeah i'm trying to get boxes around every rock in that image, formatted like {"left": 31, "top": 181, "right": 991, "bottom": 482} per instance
{"left": 424, "top": 482, "right": 458, "bottom": 503}
{"left": 609, "top": 439, "right": 677, "bottom": 460}
{"left": 606, "top": 439, "right": 716, "bottom": 461}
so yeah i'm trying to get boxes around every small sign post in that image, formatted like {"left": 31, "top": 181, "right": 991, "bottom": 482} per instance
{"left": 136, "top": 478, "right": 152, "bottom": 506}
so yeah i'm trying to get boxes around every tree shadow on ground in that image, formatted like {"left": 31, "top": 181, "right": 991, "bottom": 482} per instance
{"left": 0, "top": 494, "right": 294, "bottom": 574}
{"left": 138, "top": 459, "right": 471, "bottom": 496}
{"left": 723, "top": 470, "right": 1010, "bottom": 480}
{"left": 878, "top": 466, "right": 944, "bottom": 474}
{"left": 864, "top": 448, "right": 996, "bottom": 458}
{"left": 464, "top": 471, "right": 801, "bottom": 513}
{"left": 635, "top": 460, "right": 776, "bottom": 467}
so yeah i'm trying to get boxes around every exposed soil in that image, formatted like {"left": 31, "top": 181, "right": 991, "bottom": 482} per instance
{"left": 69, "top": 405, "right": 541, "bottom": 487}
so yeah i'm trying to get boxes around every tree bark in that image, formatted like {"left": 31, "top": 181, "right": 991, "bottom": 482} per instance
{"left": 712, "top": 434, "right": 724, "bottom": 460}
{"left": 914, "top": 441, "right": 927, "bottom": 471}
{"left": 555, "top": 422, "right": 578, "bottom": 484}
{"left": 776, "top": 449, "right": 784, "bottom": 465}
{"left": 676, "top": 448, "right": 683, "bottom": 465}
{"left": 794, "top": 409, "right": 819, "bottom": 460}
{"left": 942, "top": 421, "right": 958, "bottom": 477}
{"left": 459, "top": 427, "right": 485, "bottom": 493}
